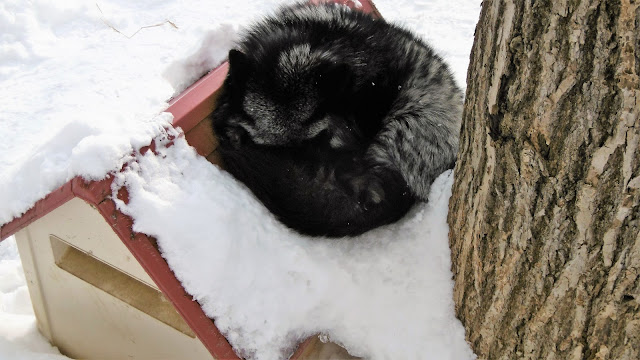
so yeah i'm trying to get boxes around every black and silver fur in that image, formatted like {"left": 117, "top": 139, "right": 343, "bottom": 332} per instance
{"left": 218, "top": 138, "right": 416, "bottom": 237}
{"left": 212, "top": 3, "right": 462, "bottom": 237}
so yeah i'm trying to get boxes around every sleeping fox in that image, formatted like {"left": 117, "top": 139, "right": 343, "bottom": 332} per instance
{"left": 212, "top": 3, "right": 462, "bottom": 237}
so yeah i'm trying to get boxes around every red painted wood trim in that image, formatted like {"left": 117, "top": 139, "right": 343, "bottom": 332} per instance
{"left": 185, "top": 120, "right": 219, "bottom": 158}
{"left": 290, "top": 337, "right": 316, "bottom": 359}
{"left": 72, "top": 176, "right": 114, "bottom": 205}
{"left": 88, "top": 188, "right": 240, "bottom": 360}
{"left": 167, "top": 63, "right": 229, "bottom": 134}
{"left": 1, "top": 181, "right": 75, "bottom": 241}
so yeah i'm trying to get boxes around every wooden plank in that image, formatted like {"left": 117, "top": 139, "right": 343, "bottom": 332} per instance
{"left": 167, "top": 63, "right": 229, "bottom": 134}
{"left": 1, "top": 181, "right": 74, "bottom": 241}
{"left": 185, "top": 115, "right": 220, "bottom": 158}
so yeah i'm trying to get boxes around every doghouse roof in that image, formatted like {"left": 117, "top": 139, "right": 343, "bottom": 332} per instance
{"left": 0, "top": 1, "right": 382, "bottom": 358}
{"left": 0, "top": 61, "right": 240, "bottom": 360}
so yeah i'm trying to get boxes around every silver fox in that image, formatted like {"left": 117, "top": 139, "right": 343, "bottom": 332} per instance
{"left": 212, "top": 3, "right": 462, "bottom": 236}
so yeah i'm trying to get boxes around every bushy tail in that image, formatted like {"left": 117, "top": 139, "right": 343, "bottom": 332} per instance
{"left": 367, "top": 52, "right": 463, "bottom": 200}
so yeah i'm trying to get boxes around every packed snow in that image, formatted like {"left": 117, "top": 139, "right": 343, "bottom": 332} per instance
{"left": 0, "top": 0, "right": 481, "bottom": 359}
{"left": 112, "top": 134, "right": 473, "bottom": 359}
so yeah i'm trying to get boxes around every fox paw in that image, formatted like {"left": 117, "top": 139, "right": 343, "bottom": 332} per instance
{"left": 221, "top": 126, "right": 247, "bottom": 148}
{"left": 336, "top": 165, "right": 385, "bottom": 211}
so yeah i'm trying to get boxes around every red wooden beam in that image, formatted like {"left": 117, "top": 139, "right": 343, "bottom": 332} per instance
{"left": 87, "top": 183, "right": 239, "bottom": 359}
{"left": 0, "top": 182, "right": 75, "bottom": 241}
{"left": 167, "top": 63, "right": 229, "bottom": 133}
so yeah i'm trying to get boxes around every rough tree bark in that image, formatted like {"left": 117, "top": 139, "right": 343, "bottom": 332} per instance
{"left": 448, "top": 0, "right": 639, "bottom": 359}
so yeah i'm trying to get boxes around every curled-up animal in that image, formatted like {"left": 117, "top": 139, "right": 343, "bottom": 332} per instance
{"left": 212, "top": 2, "right": 463, "bottom": 237}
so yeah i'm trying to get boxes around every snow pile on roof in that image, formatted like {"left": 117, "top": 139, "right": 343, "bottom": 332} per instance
{"left": 0, "top": 0, "right": 292, "bottom": 226}
{"left": 163, "top": 24, "right": 239, "bottom": 96}
{"left": 112, "top": 133, "right": 475, "bottom": 360}
{"left": 0, "top": 0, "right": 479, "bottom": 228}
{"left": 0, "top": 114, "right": 175, "bottom": 225}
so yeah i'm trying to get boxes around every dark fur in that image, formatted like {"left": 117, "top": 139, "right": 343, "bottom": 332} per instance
{"left": 217, "top": 138, "right": 415, "bottom": 237}
{"left": 212, "top": 3, "right": 462, "bottom": 237}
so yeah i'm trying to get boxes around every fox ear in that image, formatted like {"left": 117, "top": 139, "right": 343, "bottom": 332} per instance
{"left": 317, "top": 63, "right": 353, "bottom": 96}
{"left": 227, "top": 49, "right": 250, "bottom": 90}
{"left": 228, "top": 49, "right": 248, "bottom": 70}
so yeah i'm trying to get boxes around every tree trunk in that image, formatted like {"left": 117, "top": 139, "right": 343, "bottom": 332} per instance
{"left": 448, "top": 0, "right": 640, "bottom": 359}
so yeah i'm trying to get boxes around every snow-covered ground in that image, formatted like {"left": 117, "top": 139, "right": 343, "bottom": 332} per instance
{"left": 0, "top": 240, "right": 68, "bottom": 360}
{"left": 0, "top": 0, "right": 481, "bottom": 358}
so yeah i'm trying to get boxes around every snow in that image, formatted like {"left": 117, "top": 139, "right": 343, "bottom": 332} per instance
{"left": 375, "top": 0, "right": 479, "bottom": 88}
{"left": 0, "top": 0, "right": 482, "bottom": 359}
{"left": 113, "top": 135, "right": 473, "bottom": 359}
{"left": 163, "top": 24, "right": 239, "bottom": 96}
{"left": 0, "top": 0, "right": 294, "bottom": 225}
{"left": 0, "top": 240, "right": 68, "bottom": 360}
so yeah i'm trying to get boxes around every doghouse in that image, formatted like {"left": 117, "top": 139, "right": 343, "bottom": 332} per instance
{"left": 0, "top": 0, "right": 381, "bottom": 358}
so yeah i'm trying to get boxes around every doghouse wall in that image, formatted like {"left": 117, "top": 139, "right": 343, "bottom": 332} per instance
{"left": 14, "top": 197, "right": 212, "bottom": 359}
